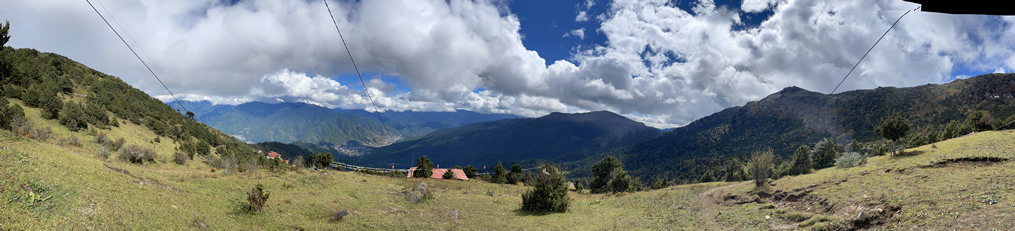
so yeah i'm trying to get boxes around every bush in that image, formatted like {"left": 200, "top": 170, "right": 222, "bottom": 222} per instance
{"left": 749, "top": 150, "right": 774, "bottom": 188}
{"left": 59, "top": 102, "right": 88, "bottom": 132}
{"left": 0, "top": 98, "right": 26, "bottom": 130}
{"left": 650, "top": 177, "right": 670, "bottom": 190}
{"left": 96, "top": 146, "right": 111, "bottom": 159}
{"left": 590, "top": 156, "right": 637, "bottom": 193}
{"left": 173, "top": 151, "right": 189, "bottom": 165}
{"left": 521, "top": 164, "right": 569, "bottom": 213}
{"left": 507, "top": 164, "right": 524, "bottom": 184}
{"left": 244, "top": 184, "right": 270, "bottom": 213}
{"left": 574, "top": 179, "right": 584, "bottom": 192}
{"left": 118, "top": 144, "right": 157, "bottom": 164}
{"left": 834, "top": 152, "right": 865, "bottom": 169}
{"left": 30, "top": 126, "right": 52, "bottom": 142}
{"left": 57, "top": 136, "right": 81, "bottom": 147}
{"left": 11, "top": 115, "right": 32, "bottom": 136}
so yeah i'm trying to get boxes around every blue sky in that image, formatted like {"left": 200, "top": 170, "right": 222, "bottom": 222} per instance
{"left": 4, "top": 0, "right": 1015, "bottom": 128}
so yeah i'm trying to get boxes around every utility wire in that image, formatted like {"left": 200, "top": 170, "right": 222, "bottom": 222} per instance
{"left": 322, "top": 0, "right": 391, "bottom": 135}
{"left": 830, "top": 6, "right": 920, "bottom": 95}
{"left": 86, "top": 0, "right": 189, "bottom": 113}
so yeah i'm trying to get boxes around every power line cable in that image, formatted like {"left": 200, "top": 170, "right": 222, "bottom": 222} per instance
{"left": 86, "top": 0, "right": 189, "bottom": 113}
{"left": 322, "top": 0, "right": 392, "bottom": 135}
{"left": 830, "top": 6, "right": 920, "bottom": 95}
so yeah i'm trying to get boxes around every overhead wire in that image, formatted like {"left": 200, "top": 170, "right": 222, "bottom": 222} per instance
{"left": 322, "top": 0, "right": 392, "bottom": 136}
{"left": 829, "top": 6, "right": 921, "bottom": 95}
{"left": 85, "top": 0, "right": 189, "bottom": 113}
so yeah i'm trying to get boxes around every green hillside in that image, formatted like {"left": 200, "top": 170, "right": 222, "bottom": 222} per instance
{"left": 362, "top": 111, "right": 661, "bottom": 169}
{"left": 610, "top": 75, "right": 1015, "bottom": 184}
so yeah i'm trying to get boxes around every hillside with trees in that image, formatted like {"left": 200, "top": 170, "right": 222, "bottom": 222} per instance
{"left": 605, "top": 74, "right": 1015, "bottom": 184}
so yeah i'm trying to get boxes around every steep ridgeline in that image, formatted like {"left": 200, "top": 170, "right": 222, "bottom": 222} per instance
{"left": 611, "top": 74, "right": 1015, "bottom": 183}
{"left": 360, "top": 111, "right": 662, "bottom": 169}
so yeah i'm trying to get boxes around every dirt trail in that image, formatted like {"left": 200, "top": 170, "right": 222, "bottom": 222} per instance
{"left": 696, "top": 182, "right": 750, "bottom": 229}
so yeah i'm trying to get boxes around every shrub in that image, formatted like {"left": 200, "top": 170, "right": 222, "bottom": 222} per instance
{"left": 57, "top": 136, "right": 81, "bottom": 147}
{"left": 590, "top": 156, "right": 637, "bottom": 193}
{"left": 59, "top": 102, "right": 88, "bottom": 132}
{"left": 413, "top": 155, "right": 434, "bottom": 178}
{"left": 749, "top": 150, "right": 774, "bottom": 188}
{"left": 507, "top": 164, "right": 524, "bottom": 184}
{"left": 574, "top": 179, "right": 584, "bottom": 192}
{"left": 118, "top": 144, "right": 157, "bottom": 164}
{"left": 0, "top": 98, "right": 26, "bottom": 130}
{"left": 521, "top": 164, "right": 569, "bottom": 213}
{"left": 699, "top": 171, "right": 715, "bottom": 183}
{"left": 723, "top": 159, "right": 747, "bottom": 182}
{"left": 173, "top": 151, "right": 189, "bottom": 165}
{"left": 30, "top": 126, "right": 52, "bottom": 142}
{"left": 244, "top": 184, "right": 270, "bottom": 213}
{"left": 96, "top": 146, "right": 111, "bottom": 159}
{"left": 650, "top": 177, "right": 670, "bottom": 190}
{"left": 442, "top": 169, "right": 456, "bottom": 179}
{"left": 11, "top": 115, "right": 32, "bottom": 136}
{"left": 834, "top": 152, "right": 864, "bottom": 169}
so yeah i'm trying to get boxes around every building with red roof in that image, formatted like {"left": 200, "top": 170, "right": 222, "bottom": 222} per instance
{"left": 406, "top": 167, "right": 469, "bottom": 181}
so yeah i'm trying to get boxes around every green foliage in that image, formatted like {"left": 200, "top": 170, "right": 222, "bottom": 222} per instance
{"left": 905, "top": 125, "right": 939, "bottom": 148}
{"left": 492, "top": 162, "right": 507, "bottom": 184}
{"left": 573, "top": 179, "right": 584, "bottom": 192}
{"left": 412, "top": 155, "right": 434, "bottom": 178}
{"left": 698, "top": 171, "right": 715, "bottom": 183}
{"left": 0, "top": 98, "right": 26, "bottom": 131}
{"left": 723, "top": 159, "right": 747, "bottom": 182}
{"left": 834, "top": 152, "right": 865, "bottom": 168}
{"left": 650, "top": 177, "right": 670, "bottom": 190}
{"left": 244, "top": 184, "right": 270, "bottom": 214}
{"left": 442, "top": 169, "right": 456, "bottom": 179}
{"left": 306, "top": 152, "right": 334, "bottom": 169}
{"left": 58, "top": 102, "right": 87, "bottom": 132}
{"left": 463, "top": 165, "right": 479, "bottom": 179}
{"left": 964, "top": 110, "right": 995, "bottom": 132}
{"left": 749, "top": 150, "right": 774, "bottom": 188}
{"left": 118, "top": 144, "right": 157, "bottom": 165}
{"left": 811, "top": 138, "right": 843, "bottom": 169}
{"left": 521, "top": 164, "right": 570, "bottom": 213}
{"left": 789, "top": 145, "right": 812, "bottom": 175}
{"left": 590, "top": 156, "right": 637, "bottom": 193}
{"left": 939, "top": 120, "right": 970, "bottom": 141}
{"left": 875, "top": 111, "right": 910, "bottom": 156}
{"left": 507, "top": 163, "right": 523, "bottom": 184}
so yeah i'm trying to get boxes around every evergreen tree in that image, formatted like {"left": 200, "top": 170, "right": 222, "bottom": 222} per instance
{"left": 875, "top": 111, "right": 910, "bottom": 156}
{"left": 463, "top": 165, "right": 479, "bottom": 179}
{"left": 650, "top": 177, "right": 670, "bottom": 190}
{"left": 492, "top": 162, "right": 507, "bottom": 183}
{"left": 442, "top": 168, "right": 456, "bottom": 179}
{"left": 811, "top": 138, "right": 843, "bottom": 169}
{"left": 573, "top": 179, "right": 584, "bottom": 192}
{"left": 789, "top": 145, "right": 812, "bottom": 175}
{"left": 507, "top": 163, "right": 524, "bottom": 184}
{"left": 590, "top": 156, "right": 636, "bottom": 193}
{"left": 521, "top": 164, "right": 570, "bottom": 213}
{"left": 964, "top": 110, "right": 995, "bottom": 132}
{"left": 413, "top": 155, "right": 434, "bottom": 178}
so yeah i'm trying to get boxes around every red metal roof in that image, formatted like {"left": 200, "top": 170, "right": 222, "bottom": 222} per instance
{"left": 406, "top": 167, "right": 469, "bottom": 181}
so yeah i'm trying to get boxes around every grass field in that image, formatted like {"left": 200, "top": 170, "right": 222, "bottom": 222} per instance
{"left": 3, "top": 96, "right": 1015, "bottom": 230}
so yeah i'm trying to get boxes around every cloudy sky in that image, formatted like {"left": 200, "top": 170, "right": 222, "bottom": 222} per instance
{"left": 3, "top": 0, "right": 1014, "bottom": 128}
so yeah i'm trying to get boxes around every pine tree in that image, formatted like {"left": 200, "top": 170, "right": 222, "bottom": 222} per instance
{"left": 789, "top": 145, "right": 811, "bottom": 175}
{"left": 875, "top": 111, "right": 910, "bottom": 156}
{"left": 413, "top": 155, "right": 434, "bottom": 178}
{"left": 442, "top": 169, "right": 456, "bottom": 179}
{"left": 811, "top": 138, "right": 843, "bottom": 169}
{"left": 508, "top": 163, "right": 523, "bottom": 184}
{"left": 463, "top": 165, "right": 479, "bottom": 179}
{"left": 492, "top": 162, "right": 507, "bottom": 183}
{"left": 521, "top": 164, "right": 570, "bottom": 213}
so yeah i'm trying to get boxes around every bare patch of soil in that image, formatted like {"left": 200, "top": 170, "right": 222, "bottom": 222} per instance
{"left": 104, "top": 164, "right": 181, "bottom": 192}
{"left": 921, "top": 157, "right": 1009, "bottom": 168}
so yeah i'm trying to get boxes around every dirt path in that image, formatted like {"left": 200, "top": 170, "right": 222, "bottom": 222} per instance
{"left": 696, "top": 182, "right": 750, "bottom": 229}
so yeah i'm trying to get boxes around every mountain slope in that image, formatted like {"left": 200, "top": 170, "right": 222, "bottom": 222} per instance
{"left": 612, "top": 74, "right": 1015, "bottom": 183}
{"left": 361, "top": 111, "right": 661, "bottom": 168}
{"left": 170, "top": 101, "right": 520, "bottom": 150}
